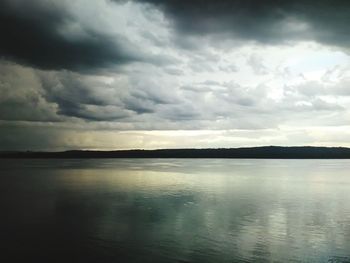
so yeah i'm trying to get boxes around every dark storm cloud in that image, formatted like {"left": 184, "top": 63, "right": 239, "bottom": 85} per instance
{"left": 0, "top": 61, "right": 60, "bottom": 122}
{"left": 0, "top": 0, "right": 146, "bottom": 71}
{"left": 131, "top": 0, "right": 350, "bottom": 48}
{"left": 38, "top": 71, "right": 137, "bottom": 121}
{"left": 0, "top": 60, "right": 180, "bottom": 123}
{"left": 37, "top": 70, "right": 178, "bottom": 121}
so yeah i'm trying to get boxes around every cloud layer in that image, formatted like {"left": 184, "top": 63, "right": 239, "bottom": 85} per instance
{"left": 1, "top": 0, "right": 350, "bottom": 150}
{"left": 133, "top": 0, "right": 350, "bottom": 48}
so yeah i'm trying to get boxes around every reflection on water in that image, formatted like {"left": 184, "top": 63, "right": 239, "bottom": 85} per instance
{"left": 1, "top": 159, "right": 350, "bottom": 262}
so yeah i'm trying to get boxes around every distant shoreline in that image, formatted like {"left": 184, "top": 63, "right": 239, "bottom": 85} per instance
{"left": 1, "top": 146, "right": 350, "bottom": 159}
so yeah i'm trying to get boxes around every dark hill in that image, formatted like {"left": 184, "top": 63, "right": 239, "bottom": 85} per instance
{"left": 1, "top": 146, "right": 350, "bottom": 159}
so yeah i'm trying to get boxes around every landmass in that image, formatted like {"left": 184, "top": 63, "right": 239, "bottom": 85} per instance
{"left": 1, "top": 146, "right": 350, "bottom": 158}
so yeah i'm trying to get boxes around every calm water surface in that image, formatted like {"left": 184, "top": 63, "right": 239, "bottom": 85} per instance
{"left": 1, "top": 159, "right": 350, "bottom": 262}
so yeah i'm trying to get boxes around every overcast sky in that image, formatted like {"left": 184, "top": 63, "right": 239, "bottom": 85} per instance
{"left": 1, "top": 0, "right": 350, "bottom": 150}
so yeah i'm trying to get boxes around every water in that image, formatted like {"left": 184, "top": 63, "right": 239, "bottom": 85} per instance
{"left": 1, "top": 159, "right": 350, "bottom": 262}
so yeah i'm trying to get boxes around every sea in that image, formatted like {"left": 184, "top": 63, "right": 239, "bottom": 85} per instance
{"left": 1, "top": 159, "right": 350, "bottom": 262}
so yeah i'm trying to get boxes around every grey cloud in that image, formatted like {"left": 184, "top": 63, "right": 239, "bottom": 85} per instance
{"left": 286, "top": 70, "right": 350, "bottom": 98}
{"left": 187, "top": 51, "right": 221, "bottom": 73}
{"left": 247, "top": 55, "right": 268, "bottom": 75}
{"left": 36, "top": 68, "right": 180, "bottom": 121}
{"left": 0, "top": 52, "right": 349, "bottom": 138}
{"left": 312, "top": 99, "right": 344, "bottom": 111}
{"left": 122, "top": 95, "right": 156, "bottom": 114}
{"left": 39, "top": 71, "right": 121, "bottom": 107}
{"left": 176, "top": 78, "right": 348, "bottom": 130}
{"left": 59, "top": 104, "right": 134, "bottom": 121}
{"left": 98, "top": 72, "right": 349, "bottom": 129}
{"left": 200, "top": 80, "right": 222, "bottom": 86}
{"left": 0, "top": 0, "right": 165, "bottom": 71}
{"left": 159, "top": 103, "right": 201, "bottom": 121}
{"left": 0, "top": 62, "right": 60, "bottom": 122}
{"left": 0, "top": 62, "right": 168, "bottom": 122}
{"left": 38, "top": 71, "right": 141, "bottom": 121}
{"left": 131, "top": 0, "right": 350, "bottom": 49}
{"left": 164, "top": 67, "right": 184, "bottom": 76}
{"left": 219, "top": 64, "right": 238, "bottom": 73}
{"left": 140, "top": 30, "right": 169, "bottom": 48}
{"left": 180, "top": 85, "right": 215, "bottom": 93}
{"left": 286, "top": 81, "right": 326, "bottom": 97}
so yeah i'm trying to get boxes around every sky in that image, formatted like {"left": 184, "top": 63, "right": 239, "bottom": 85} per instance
{"left": 1, "top": 0, "right": 350, "bottom": 151}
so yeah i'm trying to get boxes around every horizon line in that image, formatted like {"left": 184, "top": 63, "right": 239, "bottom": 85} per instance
{"left": 1, "top": 145, "right": 350, "bottom": 153}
